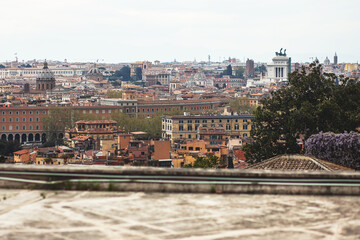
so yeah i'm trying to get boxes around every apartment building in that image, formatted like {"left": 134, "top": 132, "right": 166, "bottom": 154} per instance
{"left": 162, "top": 114, "right": 254, "bottom": 142}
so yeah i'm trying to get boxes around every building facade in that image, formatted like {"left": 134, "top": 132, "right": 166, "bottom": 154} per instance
{"left": 162, "top": 114, "right": 254, "bottom": 142}
{"left": 267, "top": 50, "right": 291, "bottom": 82}
{"left": 245, "top": 59, "right": 255, "bottom": 77}
{"left": 36, "top": 62, "right": 56, "bottom": 92}
{"left": 0, "top": 98, "right": 230, "bottom": 144}
{"left": 130, "top": 61, "right": 152, "bottom": 76}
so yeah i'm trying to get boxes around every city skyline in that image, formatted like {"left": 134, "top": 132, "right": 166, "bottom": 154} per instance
{"left": 1, "top": 0, "right": 359, "bottom": 63}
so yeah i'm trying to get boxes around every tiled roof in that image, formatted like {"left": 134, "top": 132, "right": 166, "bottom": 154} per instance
{"left": 246, "top": 155, "right": 354, "bottom": 172}
{"left": 14, "top": 149, "right": 29, "bottom": 155}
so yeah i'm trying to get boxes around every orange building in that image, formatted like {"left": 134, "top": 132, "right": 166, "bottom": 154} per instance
{"left": 13, "top": 149, "right": 37, "bottom": 163}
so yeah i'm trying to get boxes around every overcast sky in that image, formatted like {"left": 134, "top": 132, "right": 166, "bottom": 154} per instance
{"left": 1, "top": 0, "right": 359, "bottom": 64}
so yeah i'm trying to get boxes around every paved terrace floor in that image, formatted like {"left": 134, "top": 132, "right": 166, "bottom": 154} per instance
{"left": 0, "top": 190, "right": 359, "bottom": 240}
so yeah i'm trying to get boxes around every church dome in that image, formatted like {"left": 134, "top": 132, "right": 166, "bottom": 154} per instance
{"left": 192, "top": 71, "right": 206, "bottom": 81}
{"left": 88, "top": 65, "right": 102, "bottom": 75}
{"left": 37, "top": 61, "right": 54, "bottom": 80}
{"left": 324, "top": 57, "right": 330, "bottom": 65}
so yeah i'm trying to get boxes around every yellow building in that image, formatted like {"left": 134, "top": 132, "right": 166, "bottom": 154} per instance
{"left": 35, "top": 157, "right": 65, "bottom": 165}
{"left": 130, "top": 61, "right": 152, "bottom": 76}
{"left": 344, "top": 64, "right": 359, "bottom": 72}
{"left": 13, "top": 149, "right": 37, "bottom": 163}
{"left": 65, "top": 120, "right": 125, "bottom": 142}
{"left": 162, "top": 114, "right": 254, "bottom": 142}
{"left": 171, "top": 154, "right": 196, "bottom": 168}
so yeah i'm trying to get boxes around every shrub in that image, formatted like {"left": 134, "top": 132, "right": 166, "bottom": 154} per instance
{"left": 305, "top": 131, "right": 360, "bottom": 169}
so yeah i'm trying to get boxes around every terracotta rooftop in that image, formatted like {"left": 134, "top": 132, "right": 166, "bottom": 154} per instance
{"left": 71, "top": 136, "right": 91, "bottom": 141}
{"left": 246, "top": 155, "right": 354, "bottom": 172}
{"left": 14, "top": 149, "right": 30, "bottom": 155}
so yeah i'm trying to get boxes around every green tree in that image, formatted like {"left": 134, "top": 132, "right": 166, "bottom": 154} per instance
{"left": 255, "top": 65, "right": 266, "bottom": 73}
{"left": 184, "top": 156, "right": 220, "bottom": 168}
{"left": 0, "top": 140, "right": 21, "bottom": 156}
{"left": 229, "top": 97, "right": 256, "bottom": 114}
{"left": 135, "top": 67, "right": 142, "bottom": 80}
{"left": 109, "top": 66, "right": 131, "bottom": 81}
{"left": 110, "top": 112, "right": 162, "bottom": 139}
{"left": 234, "top": 66, "right": 244, "bottom": 78}
{"left": 223, "top": 65, "right": 232, "bottom": 76}
{"left": 244, "top": 62, "right": 360, "bottom": 163}
{"left": 105, "top": 90, "right": 122, "bottom": 98}
{"left": 42, "top": 109, "right": 80, "bottom": 146}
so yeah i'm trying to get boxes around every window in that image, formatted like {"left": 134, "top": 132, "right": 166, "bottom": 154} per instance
{"left": 102, "top": 110, "right": 105, "bottom": 113}
{"left": 29, "top": 111, "right": 33, "bottom": 115}
{"left": 22, "top": 125, "right": 26, "bottom": 130}
{"left": 16, "top": 125, "right": 19, "bottom": 130}
{"left": 243, "top": 133, "right": 248, "bottom": 137}
{"left": 36, "top": 125, "right": 40, "bottom": 130}
{"left": 219, "top": 120, "right": 222, "bottom": 123}
{"left": 2, "top": 111, "right": 5, "bottom": 115}
{"left": 179, "top": 134, "right": 183, "bottom": 138}
{"left": 108, "top": 110, "right": 112, "bottom": 113}
{"left": 29, "top": 118, "right": 33, "bottom": 122}
{"left": 179, "top": 125, "right": 184, "bottom": 131}
{"left": 22, "top": 118, "right": 26, "bottom": 122}
{"left": 22, "top": 111, "right": 26, "bottom": 114}
{"left": 195, "top": 125, "right": 199, "bottom": 130}
{"left": 83, "top": 110, "right": 86, "bottom": 114}
{"left": 203, "top": 124, "right": 207, "bottom": 128}
{"left": 195, "top": 120, "right": 200, "bottom": 123}
{"left": 36, "top": 111, "right": 39, "bottom": 115}
{"left": 226, "top": 124, "right": 231, "bottom": 130}
{"left": 43, "top": 111, "right": 46, "bottom": 114}
{"left": 16, "top": 118, "right": 19, "bottom": 122}
{"left": 29, "top": 125, "right": 33, "bottom": 130}
{"left": 243, "top": 124, "right": 248, "bottom": 130}
{"left": 9, "top": 125, "right": 12, "bottom": 130}
{"left": 187, "top": 125, "right": 192, "bottom": 131}
{"left": 211, "top": 120, "right": 214, "bottom": 123}
{"left": 188, "top": 120, "right": 192, "bottom": 123}
{"left": 16, "top": 111, "right": 19, "bottom": 115}
{"left": 195, "top": 147, "right": 200, "bottom": 151}
{"left": 2, "top": 118, "right": 5, "bottom": 122}
{"left": 9, "top": 118, "right": 12, "bottom": 122}
{"left": 9, "top": 111, "right": 12, "bottom": 115}
{"left": 189, "top": 147, "right": 193, "bottom": 150}
{"left": 243, "top": 119, "right": 248, "bottom": 123}
{"left": 36, "top": 118, "right": 39, "bottom": 122}
{"left": 235, "top": 124, "right": 239, "bottom": 130}
{"left": 188, "top": 134, "right": 192, "bottom": 139}
{"left": 2, "top": 126, "right": 5, "bottom": 130}
{"left": 179, "top": 120, "right": 183, "bottom": 123}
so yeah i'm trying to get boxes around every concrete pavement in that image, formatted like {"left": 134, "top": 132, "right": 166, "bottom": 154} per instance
{"left": 0, "top": 190, "right": 359, "bottom": 240}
